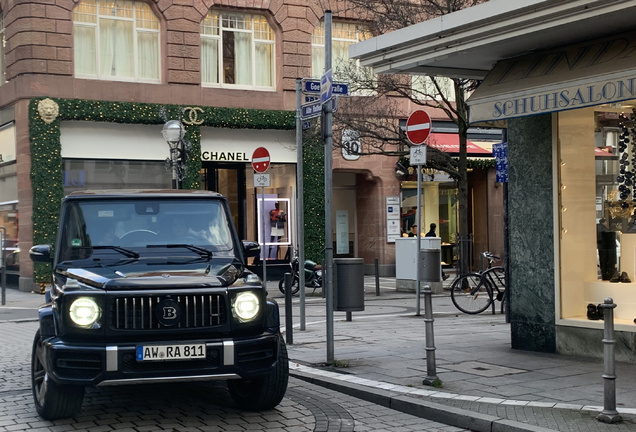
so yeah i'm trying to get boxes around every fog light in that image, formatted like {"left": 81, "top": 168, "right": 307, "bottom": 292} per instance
{"left": 234, "top": 292, "right": 259, "bottom": 321}
{"left": 69, "top": 297, "right": 101, "bottom": 327}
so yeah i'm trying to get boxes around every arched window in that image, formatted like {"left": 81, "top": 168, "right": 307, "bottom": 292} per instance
{"left": 73, "top": 0, "right": 160, "bottom": 82}
{"left": 312, "top": 21, "right": 370, "bottom": 82}
{"left": 201, "top": 11, "right": 275, "bottom": 89}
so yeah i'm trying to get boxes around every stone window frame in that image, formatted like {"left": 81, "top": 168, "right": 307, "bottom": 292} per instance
{"left": 72, "top": 0, "right": 161, "bottom": 83}
{"left": 200, "top": 10, "right": 276, "bottom": 90}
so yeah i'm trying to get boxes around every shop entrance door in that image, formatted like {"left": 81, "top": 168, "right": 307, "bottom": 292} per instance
{"left": 201, "top": 162, "right": 246, "bottom": 239}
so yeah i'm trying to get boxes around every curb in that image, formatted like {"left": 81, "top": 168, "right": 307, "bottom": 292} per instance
{"left": 290, "top": 368, "right": 567, "bottom": 432}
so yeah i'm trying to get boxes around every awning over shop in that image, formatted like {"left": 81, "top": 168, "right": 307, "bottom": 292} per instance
{"left": 595, "top": 147, "right": 615, "bottom": 158}
{"left": 427, "top": 133, "right": 492, "bottom": 155}
{"left": 468, "top": 30, "right": 636, "bottom": 123}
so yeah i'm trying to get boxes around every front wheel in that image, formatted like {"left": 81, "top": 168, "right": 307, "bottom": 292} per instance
{"left": 450, "top": 273, "right": 493, "bottom": 314}
{"left": 227, "top": 336, "right": 289, "bottom": 410}
{"left": 278, "top": 275, "right": 300, "bottom": 295}
{"left": 32, "top": 330, "right": 85, "bottom": 420}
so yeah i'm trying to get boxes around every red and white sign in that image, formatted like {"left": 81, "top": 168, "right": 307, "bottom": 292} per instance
{"left": 251, "top": 147, "right": 270, "bottom": 173}
{"left": 406, "top": 110, "right": 431, "bottom": 145}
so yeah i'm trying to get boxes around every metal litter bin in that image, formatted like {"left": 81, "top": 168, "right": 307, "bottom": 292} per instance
{"left": 333, "top": 258, "right": 365, "bottom": 312}
{"left": 419, "top": 249, "right": 441, "bottom": 282}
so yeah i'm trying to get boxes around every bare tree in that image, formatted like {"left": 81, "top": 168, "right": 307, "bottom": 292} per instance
{"left": 332, "top": 0, "right": 486, "bottom": 272}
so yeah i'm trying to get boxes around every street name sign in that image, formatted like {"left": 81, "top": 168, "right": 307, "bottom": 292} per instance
{"left": 302, "top": 79, "right": 349, "bottom": 96}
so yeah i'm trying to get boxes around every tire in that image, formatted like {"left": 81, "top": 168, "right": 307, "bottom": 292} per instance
{"left": 278, "top": 276, "right": 300, "bottom": 295}
{"left": 227, "top": 336, "right": 289, "bottom": 410}
{"left": 31, "top": 330, "right": 85, "bottom": 420}
{"left": 450, "top": 273, "right": 493, "bottom": 314}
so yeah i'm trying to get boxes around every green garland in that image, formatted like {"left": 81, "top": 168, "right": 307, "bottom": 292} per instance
{"left": 302, "top": 134, "right": 326, "bottom": 263}
{"left": 29, "top": 97, "right": 297, "bottom": 282}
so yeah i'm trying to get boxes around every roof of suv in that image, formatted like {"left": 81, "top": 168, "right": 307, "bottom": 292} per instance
{"left": 67, "top": 190, "right": 224, "bottom": 199}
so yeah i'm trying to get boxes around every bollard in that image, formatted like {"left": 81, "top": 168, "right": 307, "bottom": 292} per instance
{"left": 284, "top": 272, "right": 293, "bottom": 345}
{"left": 374, "top": 258, "right": 380, "bottom": 296}
{"left": 422, "top": 284, "right": 439, "bottom": 386}
{"left": 596, "top": 298, "right": 621, "bottom": 424}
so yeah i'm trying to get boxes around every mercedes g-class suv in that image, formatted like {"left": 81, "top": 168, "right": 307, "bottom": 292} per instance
{"left": 29, "top": 190, "right": 288, "bottom": 420}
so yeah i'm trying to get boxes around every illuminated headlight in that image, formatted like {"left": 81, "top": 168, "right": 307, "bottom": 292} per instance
{"left": 233, "top": 292, "right": 260, "bottom": 322}
{"left": 69, "top": 297, "right": 101, "bottom": 328}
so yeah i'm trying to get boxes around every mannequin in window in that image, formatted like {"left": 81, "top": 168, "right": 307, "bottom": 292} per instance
{"left": 269, "top": 202, "right": 286, "bottom": 259}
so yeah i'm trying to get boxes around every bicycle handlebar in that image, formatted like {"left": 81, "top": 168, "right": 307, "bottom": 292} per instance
{"left": 481, "top": 251, "right": 500, "bottom": 261}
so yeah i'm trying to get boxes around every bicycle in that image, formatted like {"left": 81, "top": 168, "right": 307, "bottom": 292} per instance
{"left": 450, "top": 252, "right": 506, "bottom": 314}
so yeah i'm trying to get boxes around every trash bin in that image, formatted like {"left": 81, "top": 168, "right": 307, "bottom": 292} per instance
{"left": 333, "top": 258, "right": 365, "bottom": 311}
{"left": 419, "top": 249, "right": 441, "bottom": 282}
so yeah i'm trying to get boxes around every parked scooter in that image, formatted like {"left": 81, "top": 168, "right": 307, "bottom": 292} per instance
{"left": 278, "top": 256, "right": 323, "bottom": 295}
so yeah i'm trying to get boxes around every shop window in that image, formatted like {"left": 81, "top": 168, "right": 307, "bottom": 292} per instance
{"left": 63, "top": 159, "right": 171, "bottom": 192}
{"left": 311, "top": 22, "right": 372, "bottom": 93}
{"left": 412, "top": 76, "right": 455, "bottom": 102}
{"left": 73, "top": 0, "right": 160, "bottom": 82}
{"left": 0, "top": 12, "right": 5, "bottom": 85}
{"left": 558, "top": 104, "right": 636, "bottom": 327}
{"left": 0, "top": 201, "right": 17, "bottom": 271}
{"left": 399, "top": 180, "right": 457, "bottom": 266}
{"left": 201, "top": 11, "right": 275, "bottom": 89}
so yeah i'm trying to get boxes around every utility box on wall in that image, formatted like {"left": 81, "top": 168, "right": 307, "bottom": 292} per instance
{"left": 395, "top": 237, "right": 443, "bottom": 293}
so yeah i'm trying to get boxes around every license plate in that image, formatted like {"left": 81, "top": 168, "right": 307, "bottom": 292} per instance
{"left": 136, "top": 344, "right": 206, "bottom": 361}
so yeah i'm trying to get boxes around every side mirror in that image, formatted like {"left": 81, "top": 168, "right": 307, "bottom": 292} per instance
{"left": 242, "top": 240, "right": 261, "bottom": 258}
{"left": 30, "top": 244, "right": 53, "bottom": 263}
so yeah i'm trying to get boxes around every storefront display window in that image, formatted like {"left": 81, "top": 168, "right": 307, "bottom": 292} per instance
{"left": 247, "top": 164, "right": 295, "bottom": 262}
{"left": 399, "top": 179, "right": 457, "bottom": 265}
{"left": 558, "top": 103, "right": 636, "bottom": 328}
{"left": 63, "top": 159, "right": 172, "bottom": 192}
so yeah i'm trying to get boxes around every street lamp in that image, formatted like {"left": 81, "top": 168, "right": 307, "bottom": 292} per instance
{"left": 162, "top": 120, "right": 185, "bottom": 189}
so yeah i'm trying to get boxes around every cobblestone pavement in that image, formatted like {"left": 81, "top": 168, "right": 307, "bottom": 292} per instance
{"left": 0, "top": 320, "right": 466, "bottom": 432}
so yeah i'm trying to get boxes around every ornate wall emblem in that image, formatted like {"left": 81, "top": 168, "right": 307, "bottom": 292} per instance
{"left": 37, "top": 98, "right": 60, "bottom": 124}
{"left": 182, "top": 107, "right": 204, "bottom": 125}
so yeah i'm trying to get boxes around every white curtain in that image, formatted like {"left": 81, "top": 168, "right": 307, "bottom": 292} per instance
{"left": 311, "top": 46, "right": 324, "bottom": 78}
{"left": 74, "top": 26, "right": 97, "bottom": 75}
{"left": 255, "top": 43, "right": 272, "bottom": 87}
{"left": 99, "top": 18, "right": 133, "bottom": 78}
{"left": 137, "top": 32, "right": 158, "bottom": 80}
{"left": 201, "top": 38, "right": 218, "bottom": 83}
{"left": 234, "top": 32, "right": 251, "bottom": 85}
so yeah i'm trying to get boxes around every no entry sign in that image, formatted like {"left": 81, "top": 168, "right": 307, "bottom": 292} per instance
{"left": 406, "top": 110, "right": 431, "bottom": 145}
{"left": 251, "top": 147, "right": 270, "bottom": 173}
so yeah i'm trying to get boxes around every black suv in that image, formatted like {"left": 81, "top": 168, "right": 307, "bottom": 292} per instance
{"left": 29, "top": 190, "right": 288, "bottom": 420}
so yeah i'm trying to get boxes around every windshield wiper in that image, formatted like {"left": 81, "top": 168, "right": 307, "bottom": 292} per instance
{"left": 147, "top": 244, "right": 213, "bottom": 259}
{"left": 92, "top": 246, "right": 140, "bottom": 259}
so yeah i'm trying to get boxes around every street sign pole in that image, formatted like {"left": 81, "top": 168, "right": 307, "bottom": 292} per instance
{"left": 324, "top": 10, "right": 335, "bottom": 364}
{"left": 252, "top": 148, "right": 271, "bottom": 291}
{"left": 296, "top": 78, "right": 306, "bottom": 331}
{"left": 261, "top": 186, "right": 267, "bottom": 286}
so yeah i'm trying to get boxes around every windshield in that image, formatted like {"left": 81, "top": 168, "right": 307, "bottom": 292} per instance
{"left": 57, "top": 198, "right": 235, "bottom": 262}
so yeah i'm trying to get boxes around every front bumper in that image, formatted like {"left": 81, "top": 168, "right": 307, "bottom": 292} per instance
{"left": 42, "top": 333, "right": 283, "bottom": 386}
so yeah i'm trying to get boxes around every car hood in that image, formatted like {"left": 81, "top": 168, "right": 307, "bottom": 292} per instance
{"left": 59, "top": 262, "right": 238, "bottom": 289}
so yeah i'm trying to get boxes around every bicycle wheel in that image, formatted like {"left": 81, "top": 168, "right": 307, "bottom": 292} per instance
{"left": 450, "top": 273, "right": 494, "bottom": 314}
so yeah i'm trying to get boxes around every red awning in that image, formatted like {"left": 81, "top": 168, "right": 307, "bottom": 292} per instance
{"left": 595, "top": 146, "right": 615, "bottom": 158}
{"left": 426, "top": 133, "right": 492, "bottom": 155}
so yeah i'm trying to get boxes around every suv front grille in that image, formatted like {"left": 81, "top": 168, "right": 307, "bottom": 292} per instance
{"left": 110, "top": 294, "right": 227, "bottom": 330}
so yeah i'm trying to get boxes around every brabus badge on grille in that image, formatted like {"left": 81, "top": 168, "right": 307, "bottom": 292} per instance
{"left": 156, "top": 299, "right": 181, "bottom": 326}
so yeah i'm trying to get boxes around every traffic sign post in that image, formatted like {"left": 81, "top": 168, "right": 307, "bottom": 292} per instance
{"left": 252, "top": 147, "right": 270, "bottom": 286}
{"left": 406, "top": 110, "right": 432, "bottom": 145}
